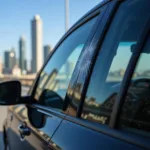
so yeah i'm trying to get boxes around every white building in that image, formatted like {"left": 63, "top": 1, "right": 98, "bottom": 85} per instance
{"left": 12, "top": 65, "right": 21, "bottom": 76}
{"left": 31, "top": 15, "right": 43, "bottom": 73}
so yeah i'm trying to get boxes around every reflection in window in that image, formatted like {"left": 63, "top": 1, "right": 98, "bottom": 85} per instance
{"left": 107, "top": 42, "right": 135, "bottom": 82}
{"left": 119, "top": 36, "right": 150, "bottom": 138}
{"left": 36, "top": 45, "right": 83, "bottom": 110}
{"left": 34, "top": 17, "right": 98, "bottom": 110}
{"left": 81, "top": 0, "right": 150, "bottom": 125}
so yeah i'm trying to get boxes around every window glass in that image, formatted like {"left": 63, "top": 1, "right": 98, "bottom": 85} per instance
{"left": 119, "top": 35, "right": 150, "bottom": 138}
{"left": 34, "top": 17, "right": 97, "bottom": 110}
{"left": 81, "top": 0, "right": 150, "bottom": 125}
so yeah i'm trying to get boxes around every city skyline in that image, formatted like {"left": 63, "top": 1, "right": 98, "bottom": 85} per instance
{"left": 0, "top": 0, "right": 100, "bottom": 63}
{"left": 2, "top": 27, "right": 53, "bottom": 74}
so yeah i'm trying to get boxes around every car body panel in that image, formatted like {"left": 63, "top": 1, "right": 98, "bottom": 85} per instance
{"left": 49, "top": 119, "right": 142, "bottom": 150}
{"left": 7, "top": 105, "right": 63, "bottom": 150}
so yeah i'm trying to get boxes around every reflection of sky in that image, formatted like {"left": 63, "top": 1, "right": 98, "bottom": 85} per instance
{"left": 68, "top": 44, "right": 84, "bottom": 62}
{"left": 36, "top": 16, "right": 97, "bottom": 99}
{"left": 110, "top": 42, "right": 150, "bottom": 73}
{"left": 40, "top": 44, "right": 84, "bottom": 98}
{"left": 59, "top": 44, "right": 84, "bottom": 74}
{"left": 109, "top": 42, "right": 135, "bottom": 72}
{"left": 87, "top": 41, "right": 150, "bottom": 104}
{"left": 87, "top": 42, "right": 136, "bottom": 104}
{"left": 136, "top": 54, "right": 150, "bottom": 73}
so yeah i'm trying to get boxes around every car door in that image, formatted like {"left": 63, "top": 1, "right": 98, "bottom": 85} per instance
{"left": 50, "top": 0, "right": 150, "bottom": 150}
{"left": 7, "top": 11, "right": 99, "bottom": 150}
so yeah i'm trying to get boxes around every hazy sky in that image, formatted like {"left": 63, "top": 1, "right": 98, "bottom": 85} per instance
{"left": 0, "top": 0, "right": 102, "bottom": 64}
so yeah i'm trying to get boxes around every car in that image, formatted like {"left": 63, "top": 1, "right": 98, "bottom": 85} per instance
{"left": 1, "top": 0, "right": 150, "bottom": 149}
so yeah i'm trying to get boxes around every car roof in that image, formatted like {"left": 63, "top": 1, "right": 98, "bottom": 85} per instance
{"left": 81, "top": 0, "right": 110, "bottom": 19}
{"left": 70, "top": 0, "right": 111, "bottom": 30}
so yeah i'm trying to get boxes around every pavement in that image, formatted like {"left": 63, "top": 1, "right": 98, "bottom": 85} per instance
{"left": 0, "top": 106, "right": 7, "bottom": 150}
{"left": 0, "top": 86, "right": 29, "bottom": 150}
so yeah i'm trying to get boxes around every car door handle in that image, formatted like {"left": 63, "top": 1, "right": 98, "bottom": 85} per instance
{"left": 18, "top": 123, "right": 31, "bottom": 141}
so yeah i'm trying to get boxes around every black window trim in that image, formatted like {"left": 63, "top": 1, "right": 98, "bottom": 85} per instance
{"left": 28, "top": 104, "right": 66, "bottom": 119}
{"left": 63, "top": 0, "right": 120, "bottom": 135}
{"left": 72, "top": 0, "right": 120, "bottom": 118}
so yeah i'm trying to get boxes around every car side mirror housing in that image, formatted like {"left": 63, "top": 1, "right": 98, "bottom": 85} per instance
{"left": 39, "top": 89, "right": 64, "bottom": 109}
{"left": 0, "top": 81, "right": 22, "bottom": 105}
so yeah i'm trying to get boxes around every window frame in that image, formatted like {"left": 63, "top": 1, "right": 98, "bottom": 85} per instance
{"left": 69, "top": 0, "right": 121, "bottom": 118}
{"left": 28, "top": 5, "right": 104, "bottom": 99}
{"left": 64, "top": 0, "right": 150, "bottom": 149}
{"left": 27, "top": 0, "right": 109, "bottom": 114}
{"left": 109, "top": 18, "right": 150, "bottom": 149}
{"left": 110, "top": 19, "right": 150, "bottom": 128}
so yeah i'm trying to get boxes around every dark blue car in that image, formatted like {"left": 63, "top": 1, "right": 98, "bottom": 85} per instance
{"left": 1, "top": 0, "right": 150, "bottom": 149}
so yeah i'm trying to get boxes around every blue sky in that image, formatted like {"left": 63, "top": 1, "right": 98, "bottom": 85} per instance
{"left": 0, "top": 0, "right": 101, "bottom": 65}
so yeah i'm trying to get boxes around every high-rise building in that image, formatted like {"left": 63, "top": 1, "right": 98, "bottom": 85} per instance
{"left": 24, "top": 60, "right": 27, "bottom": 70}
{"left": 4, "top": 51, "right": 10, "bottom": 68}
{"left": 44, "top": 45, "right": 52, "bottom": 62}
{"left": 31, "top": 15, "right": 43, "bottom": 73}
{"left": 19, "top": 36, "right": 26, "bottom": 72}
{"left": 4, "top": 48, "right": 16, "bottom": 69}
{"left": 10, "top": 48, "right": 16, "bottom": 69}
{"left": 0, "top": 57, "right": 3, "bottom": 75}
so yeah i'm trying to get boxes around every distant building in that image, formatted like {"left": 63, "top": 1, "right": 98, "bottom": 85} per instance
{"left": 0, "top": 58, "right": 3, "bottom": 75}
{"left": 44, "top": 45, "right": 52, "bottom": 62}
{"left": 4, "top": 51, "right": 10, "bottom": 68}
{"left": 3, "top": 68, "right": 12, "bottom": 74}
{"left": 19, "top": 36, "right": 26, "bottom": 72}
{"left": 16, "top": 58, "right": 19, "bottom": 66}
{"left": 4, "top": 48, "right": 16, "bottom": 69}
{"left": 31, "top": 15, "right": 43, "bottom": 73}
{"left": 65, "top": 61, "right": 74, "bottom": 78}
{"left": 12, "top": 65, "right": 21, "bottom": 76}
{"left": 24, "top": 60, "right": 27, "bottom": 70}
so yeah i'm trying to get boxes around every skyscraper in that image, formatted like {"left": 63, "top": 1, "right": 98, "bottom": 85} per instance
{"left": 0, "top": 57, "right": 3, "bottom": 75}
{"left": 31, "top": 15, "right": 43, "bottom": 73}
{"left": 10, "top": 48, "right": 16, "bottom": 69}
{"left": 24, "top": 60, "right": 27, "bottom": 70}
{"left": 4, "top": 48, "right": 16, "bottom": 69}
{"left": 44, "top": 45, "right": 52, "bottom": 62}
{"left": 4, "top": 51, "right": 10, "bottom": 68}
{"left": 19, "top": 36, "right": 26, "bottom": 72}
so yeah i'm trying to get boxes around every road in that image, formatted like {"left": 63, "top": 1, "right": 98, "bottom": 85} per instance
{"left": 0, "top": 86, "right": 29, "bottom": 149}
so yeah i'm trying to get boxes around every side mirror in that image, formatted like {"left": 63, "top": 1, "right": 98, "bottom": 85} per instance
{"left": 0, "top": 81, "right": 22, "bottom": 105}
{"left": 39, "top": 89, "right": 63, "bottom": 109}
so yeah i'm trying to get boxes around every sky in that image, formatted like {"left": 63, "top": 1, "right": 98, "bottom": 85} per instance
{"left": 0, "top": 0, "right": 102, "bottom": 66}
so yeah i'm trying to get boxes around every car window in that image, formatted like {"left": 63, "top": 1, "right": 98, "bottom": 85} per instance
{"left": 119, "top": 35, "right": 150, "bottom": 138}
{"left": 34, "top": 16, "right": 98, "bottom": 111}
{"left": 81, "top": 0, "right": 150, "bottom": 125}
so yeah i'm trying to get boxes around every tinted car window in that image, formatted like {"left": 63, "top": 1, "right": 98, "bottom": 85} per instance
{"left": 119, "top": 35, "right": 150, "bottom": 138}
{"left": 34, "top": 17, "right": 97, "bottom": 110}
{"left": 81, "top": 0, "right": 150, "bottom": 125}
